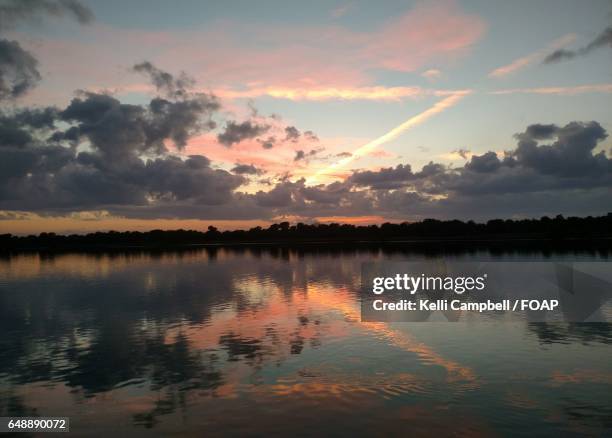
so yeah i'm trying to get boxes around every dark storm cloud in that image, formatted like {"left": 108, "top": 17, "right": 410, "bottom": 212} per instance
{"left": 513, "top": 121, "right": 609, "bottom": 177}
{"left": 217, "top": 120, "right": 269, "bottom": 147}
{"left": 347, "top": 121, "right": 610, "bottom": 198}
{"left": 57, "top": 89, "right": 218, "bottom": 158}
{"left": 2, "top": 105, "right": 611, "bottom": 221}
{"left": 147, "top": 96, "right": 218, "bottom": 147}
{"left": 0, "top": 0, "right": 93, "bottom": 29}
{"left": 348, "top": 162, "right": 447, "bottom": 191}
{"left": 0, "top": 39, "right": 41, "bottom": 100}
{"left": 464, "top": 151, "right": 501, "bottom": 173}
{"left": 373, "top": 186, "right": 612, "bottom": 221}
{"left": 349, "top": 164, "right": 416, "bottom": 189}
{"left": 231, "top": 163, "right": 262, "bottom": 175}
{"left": 425, "top": 122, "right": 610, "bottom": 199}
{"left": 0, "top": 61, "right": 246, "bottom": 214}
{"left": 544, "top": 26, "right": 612, "bottom": 63}
{"left": 0, "top": 0, "right": 93, "bottom": 101}
{"left": 291, "top": 120, "right": 612, "bottom": 220}
{"left": 0, "top": 143, "right": 72, "bottom": 185}
{"left": 0, "top": 107, "right": 58, "bottom": 147}
{"left": 0, "top": 143, "right": 245, "bottom": 211}
{"left": 301, "top": 181, "right": 350, "bottom": 204}
{"left": 254, "top": 181, "right": 294, "bottom": 207}
{"left": 523, "top": 123, "right": 558, "bottom": 140}
{"left": 142, "top": 155, "right": 244, "bottom": 204}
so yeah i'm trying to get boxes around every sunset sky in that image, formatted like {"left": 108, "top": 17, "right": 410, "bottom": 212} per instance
{"left": 1, "top": 0, "right": 611, "bottom": 234}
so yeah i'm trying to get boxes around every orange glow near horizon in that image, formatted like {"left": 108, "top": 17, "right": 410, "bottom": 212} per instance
{"left": 0, "top": 214, "right": 403, "bottom": 235}
{"left": 0, "top": 216, "right": 272, "bottom": 235}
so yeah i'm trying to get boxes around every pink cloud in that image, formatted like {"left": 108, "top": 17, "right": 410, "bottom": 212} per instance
{"left": 361, "top": 1, "right": 485, "bottom": 72}
{"left": 180, "top": 131, "right": 367, "bottom": 186}
{"left": 491, "top": 83, "right": 612, "bottom": 95}
{"left": 172, "top": 0, "right": 484, "bottom": 87}
{"left": 214, "top": 85, "right": 467, "bottom": 101}
{"left": 18, "top": 0, "right": 485, "bottom": 104}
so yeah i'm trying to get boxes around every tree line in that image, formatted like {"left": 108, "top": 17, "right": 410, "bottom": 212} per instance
{"left": 1, "top": 213, "right": 611, "bottom": 250}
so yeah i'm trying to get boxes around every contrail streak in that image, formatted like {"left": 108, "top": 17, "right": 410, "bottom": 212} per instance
{"left": 306, "top": 91, "right": 470, "bottom": 185}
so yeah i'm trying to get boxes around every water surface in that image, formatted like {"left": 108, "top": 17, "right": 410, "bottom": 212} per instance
{"left": 0, "top": 247, "right": 610, "bottom": 436}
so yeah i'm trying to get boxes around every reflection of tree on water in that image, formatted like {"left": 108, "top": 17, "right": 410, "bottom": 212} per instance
{"left": 527, "top": 323, "right": 612, "bottom": 345}
{"left": 0, "top": 392, "right": 38, "bottom": 417}
{"left": 1, "top": 247, "right": 610, "bottom": 431}
{"left": 131, "top": 333, "right": 224, "bottom": 428}
{"left": 0, "top": 248, "right": 340, "bottom": 427}
{"left": 559, "top": 398, "right": 612, "bottom": 433}
{"left": 219, "top": 333, "right": 266, "bottom": 364}
{"left": 0, "top": 391, "right": 39, "bottom": 438}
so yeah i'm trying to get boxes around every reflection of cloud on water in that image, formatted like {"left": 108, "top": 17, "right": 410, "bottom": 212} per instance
{"left": 251, "top": 372, "right": 426, "bottom": 399}
{"left": 549, "top": 370, "right": 612, "bottom": 386}
{"left": 302, "top": 283, "right": 478, "bottom": 387}
{"left": 3, "top": 248, "right": 610, "bottom": 433}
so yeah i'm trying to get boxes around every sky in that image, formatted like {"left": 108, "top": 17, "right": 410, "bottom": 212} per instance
{"left": 1, "top": 0, "right": 611, "bottom": 234}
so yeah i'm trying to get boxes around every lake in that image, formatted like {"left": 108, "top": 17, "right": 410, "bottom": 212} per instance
{"left": 0, "top": 247, "right": 610, "bottom": 436}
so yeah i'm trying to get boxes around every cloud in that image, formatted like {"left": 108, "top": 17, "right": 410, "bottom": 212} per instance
{"left": 257, "top": 136, "right": 276, "bottom": 149}
{"left": 0, "top": 107, "right": 58, "bottom": 147}
{"left": 254, "top": 182, "right": 294, "bottom": 208}
{"left": 24, "top": 0, "right": 483, "bottom": 98}
{"left": 2, "top": 112, "right": 611, "bottom": 221}
{"left": 360, "top": 0, "right": 485, "bottom": 73}
{"left": 0, "top": 59, "right": 250, "bottom": 214}
{"left": 294, "top": 150, "right": 306, "bottom": 162}
{"left": 0, "top": 140, "right": 246, "bottom": 212}
{"left": 421, "top": 69, "right": 442, "bottom": 81}
{"left": 0, "top": 0, "right": 94, "bottom": 29}
{"left": 349, "top": 164, "right": 417, "bottom": 190}
{"left": 48, "top": 62, "right": 219, "bottom": 159}
{"left": 57, "top": 90, "right": 218, "bottom": 158}
{"left": 489, "top": 34, "right": 576, "bottom": 78}
{"left": 133, "top": 61, "right": 195, "bottom": 99}
{"left": 512, "top": 121, "right": 609, "bottom": 178}
{"left": 294, "top": 148, "right": 324, "bottom": 163}
{"left": 491, "top": 84, "right": 612, "bottom": 96}
{"left": 292, "top": 121, "right": 610, "bottom": 220}
{"left": 284, "top": 126, "right": 300, "bottom": 142}
{"left": 231, "top": 163, "right": 262, "bottom": 175}
{"left": 523, "top": 123, "right": 558, "bottom": 140}
{"left": 544, "top": 26, "right": 612, "bottom": 63}
{"left": 0, "top": 0, "right": 93, "bottom": 102}
{"left": 450, "top": 148, "right": 471, "bottom": 160}
{"left": 464, "top": 151, "right": 502, "bottom": 173}
{"left": 304, "top": 131, "right": 319, "bottom": 142}
{"left": 307, "top": 92, "right": 470, "bottom": 184}
{"left": 0, "top": 39, "right": 41, "bottom": 100}
{"left": 217, "top": 120, "right": 270, "bottom": 147}
{"left": 215, "top": 85, "right": 465, "bottom": 101}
